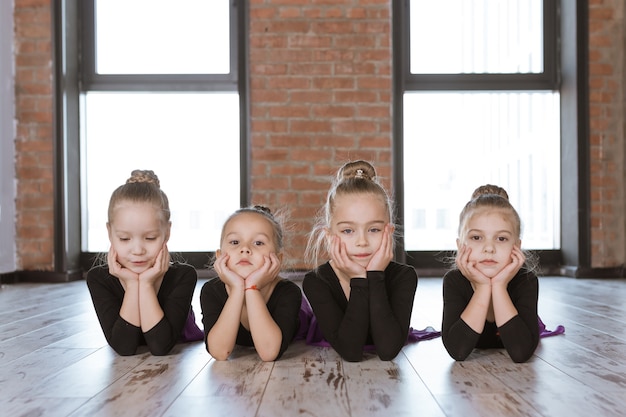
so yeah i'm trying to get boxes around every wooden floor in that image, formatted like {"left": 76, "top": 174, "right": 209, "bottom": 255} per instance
{"left": 1, "top": 275, "right": 625, "bottom": 417}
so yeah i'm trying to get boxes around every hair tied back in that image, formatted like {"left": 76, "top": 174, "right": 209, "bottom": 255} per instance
{"left": 126, "top": 169, "right": 160, "bottom": 188}
{"left": 470, "top": 184, "right": 509, "bottom": 201}
{"left": 253, "top": 205, "right": 272, "bottom": 216}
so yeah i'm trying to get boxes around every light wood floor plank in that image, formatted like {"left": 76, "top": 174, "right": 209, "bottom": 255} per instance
{"left": 533, "top": 336, "right": 626, "bottom": 393}
{"left": 435, "top": 392, "right": 540, "bottom": 417}
{"left": 68, "top": 342, "right": 209, "bottom": 417}
{"left": 28, "top": 347, "right": 150, "bottom": 398}
{"left": 164, "top": 346, "right": 272, "bottom": 417}
{"left": 539, "top": 278, "right": 626, "bottom": 318}
{"left": 0, "top": 347, "right": 99, "bottom": 400}
{"left": 0, "top": 301, "right": 94, "bottom": 343}
{"left": 1, "top": 277, "right": 625, "bottom": 417}
{"left": 258, "top": 341, "right": 351, "bottom": 417}
{"left": 343, "top": 351, "right": 446, "bottom": 417}
{"left": 480, "top": 352, "right": 626, "bottom": 417}
{"left": 3, "top": 397, "right": 87, "bottom": 417}
{"left": 0, "top": 319, "right": 97, "bottom": 363}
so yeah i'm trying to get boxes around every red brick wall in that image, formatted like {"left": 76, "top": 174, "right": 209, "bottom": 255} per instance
{"left": 587, "top": 0, "right": 625, "bottom": 268}
{"left": 14, "top": 0, "right": 55, "bottom": 271}
{"left": 249, "top": 0, "right": 393, "bottom": 268}
{"left": 10, "top": 0, "right": 626, "bottom": 272}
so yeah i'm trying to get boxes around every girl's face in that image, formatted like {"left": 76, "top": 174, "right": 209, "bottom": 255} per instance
{"left": 107, "top": 201, "right": 170, "bottom": 274}
{"left": 457, "top": 209, "right": 520, "bottom": 278}
{"left": 329, "top": 193, "right": 390, "bottom": 268}
{"left": 218, "top": 212, "right": 281, "bottom": 278}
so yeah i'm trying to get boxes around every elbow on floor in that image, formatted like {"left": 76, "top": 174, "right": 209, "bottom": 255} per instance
{"left": 257, "top": 352, "right": 279, "bottom": 362}
{"left": 256, "top": 345, "right": 281, "bottom": 362}
{"left": 508, "top": 351, "right": 533, "bottom": 363}
{"left": 443, "top": 345, "right": 471, "bottom": 362}
{"left": 113, "top": 347, "right": 138, "bottom": 357}
{"left": 377, "top": 347, "right": 402, "bottom": 361}
{"left": 209, "top": 350, "right": 231, "bottom": 361}
{"left": 149, "top": 346, "right": 174, "bottom": 356}
{"left": 339, "top": 351, "right": 364, "bottom": 362}
{"left": 206, "top": 344, "right": 231, "bottom": 361}
{"left": 507, "top": 342, "right": 537, "bottom": 363}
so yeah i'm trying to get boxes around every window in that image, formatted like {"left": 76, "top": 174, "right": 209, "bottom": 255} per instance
{"left": 80, "top": 0, "right": 244, "bottom": 254}
{"left": 399, "top": 0, "right": 560, "bottom": 252}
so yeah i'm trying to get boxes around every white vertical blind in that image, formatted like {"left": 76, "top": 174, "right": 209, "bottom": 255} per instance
{"left": 410, "top": 0, "right": 543, "bottom": 74}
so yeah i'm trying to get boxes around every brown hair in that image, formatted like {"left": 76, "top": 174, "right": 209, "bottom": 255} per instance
{"left": 219, "top": 205, "right": 285, "bottom": 252}
{"left": 305, "top": 160, "right": 395, "bottom": 267}
{"left": 211, "top": 205, "right": 291, "bottom": 270}
{"left": 107, "top": 170, "right": 170, "bottom": 225}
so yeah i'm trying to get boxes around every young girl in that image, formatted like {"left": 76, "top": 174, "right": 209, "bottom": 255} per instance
{"left": 200, "top": 206, "right": 302, "bottom": 361}
{"left": 303, "top": 160, "right": 418, "bottom": 362}
{"left": 442, "top": 184, "right": 540, "bottom": 363}
{"left": 86, "top": 170, "right": 202, "bottom": 356}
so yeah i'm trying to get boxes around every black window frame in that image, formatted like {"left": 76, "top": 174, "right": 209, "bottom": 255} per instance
{"left": 80, "top": 1, "right": 240, "bottom": 92}
{"left": 74, "top": 0, "right": 249, "bottom": 272}
{"left": 392, "top": 0, "right": 578, "bottom": 275}
{"left": 404, "top": 0, "right": 559, "bottom": 91}
{"left": 51, "top": 0, "right": 591, "bottom": 280}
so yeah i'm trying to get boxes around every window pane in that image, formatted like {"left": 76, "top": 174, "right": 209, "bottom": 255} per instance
{"left": 403, "top": 91, "right": 560, "bottom": 250}
{"left": 410, "top": 0, "right": 543, "bottom": 74}
{"left": 95, "top": 0, "right": 230, "bottom": 74}
{"left": 81, "top": 92, "right": 240, "bottom": 252}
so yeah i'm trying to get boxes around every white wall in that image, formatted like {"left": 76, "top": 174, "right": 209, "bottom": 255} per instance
{"left": 0, "top": 0, "right": 16, "bottom": 274}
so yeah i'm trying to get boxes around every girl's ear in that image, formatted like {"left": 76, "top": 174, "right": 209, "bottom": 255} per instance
{"left": 517, "top": 239, "right": 522, "bottom": 248}
{"left": 106, "top": 222, "right": 112, "bottom": 240}
{"left": 216, "top": 249, "right": 222, "bottom": 258}
{"left": 276, "top": 252, "right": 284, "bottom": 263}
{"left": 456, "top": 238, "right": 461, "bottom": 251}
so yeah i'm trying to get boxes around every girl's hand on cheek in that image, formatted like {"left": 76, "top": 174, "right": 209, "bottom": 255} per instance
{"left": 492, "top": 246, "right": 525, "bottom": 286}
{"left": 456, "top": 245, "right": 490, "bottom": 286}
{"left": 107, "top": 247, "right": 138, "bottom": 284}
{"left": 367, "top": 224, "right": 394, "bottom": 271}
{"left": 329, "top": 235, "right": 366, "bottom": 279}
{"left": 139, "top": 245, "right": 170, "bottom": 284}
{"left": 214, "top": 253, "right": 245, "bottom": 290}
{"left": 245, "top": 253, "right": 281, "bottom": 289}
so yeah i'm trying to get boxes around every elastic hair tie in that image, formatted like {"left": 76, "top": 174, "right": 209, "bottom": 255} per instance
{"left": 245, "top": 285, "right": 259, "bottom": 291}
{"left": 355, "top": 169, "right": 365, "bottom": 179}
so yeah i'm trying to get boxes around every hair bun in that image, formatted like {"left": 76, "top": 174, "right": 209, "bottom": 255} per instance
{"left": 337, "top": 160, "right": 376, "bottom": 181}
{"left": 126, "top": 170, "right": 160, "bottom": 187}
{"left": 471, "top": 184, "right": 509, "bottom": 200}
{"left": 253, "top": 205, "right": 272, "bottom": 215}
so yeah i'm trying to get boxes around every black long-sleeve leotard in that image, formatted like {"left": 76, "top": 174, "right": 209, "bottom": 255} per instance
{"left": 199, "top": 277, "right": 302, "bottom": 360}
{"left": 303, "top": 261, "right": 418, "bottom": 362}
{"left": 442, "top": 268, "right": 539, "bottom": 363}
{"left": 86, "top": 262, "right": 197, "bottom": 356}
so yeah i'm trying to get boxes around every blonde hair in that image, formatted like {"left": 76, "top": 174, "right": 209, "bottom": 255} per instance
{"left": 470, "top": 184, "right": 509, "bottom": 200}
{"left": 458, "top": 184, "right": 520, "bottom": 240}
{"left": 305, "top": 160, "right": 395, "bottom": 267}
{"left": 108, "top": 170, "right": 170, "bottom": 225}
